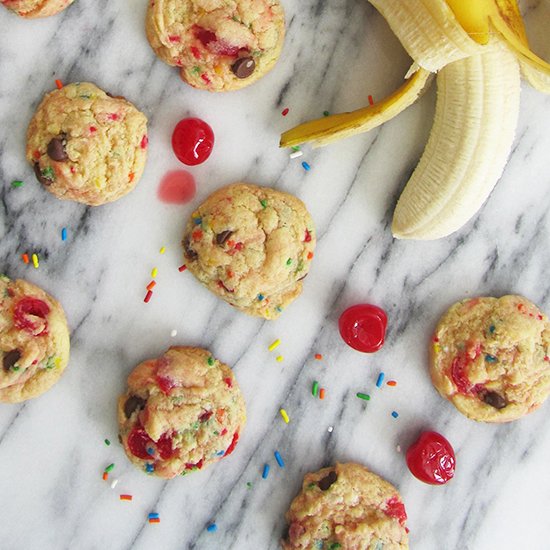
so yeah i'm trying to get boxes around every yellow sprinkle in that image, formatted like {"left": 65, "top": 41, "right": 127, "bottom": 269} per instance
{"left": 32, "top": 253, "right": 39, "bottom": 269}
{"left": 276, "top": 355, "right": 284, "bottom": 362}
{"left": 433, "top": 343, "right": 441, "bottom": 354}
{"left": 54, "top": 357, "right": 61, "bottom": 368}
{"left": 280, "top": 409, "right": 290, "bottom": 424}
{"left": 159, "top": 247, "right": 166, "bottom": 254}
{"left": 151, "top": 267, "right": 158, "bottom": 278}
{"left": 268, "top": 339, "right": 281, "bottom": 352}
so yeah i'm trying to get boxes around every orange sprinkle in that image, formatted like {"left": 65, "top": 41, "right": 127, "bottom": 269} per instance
{"left": 146, "top": 280, "right": 157, "bottom": 291}
{"left": 120, "top": 494, "right": 133, "bottom": 501}
{"left": 387, "top": 380, "right": 397, "bottom": 387}
{"left": 22, "top": 253, "right": 29, "bottom": 264}
{"left": 319, "top": 388, "right": 325, "bottom": 399}
{"left": 128, "top": 172, "right": 135, "bottom": 182}
{"left": 55, "top": 79, "right": 63, "bottom": 89}
{"left": 149, "top": 518, "right": 160, "bottom": 523}
{"left": 307, "top": 252, "right": 314, "bottom": 260}
{"left": 102, "top": 472, "right": 108, "bottom": 481}
{"left": 314, "top": 353, "right": 322, "bottom": 360}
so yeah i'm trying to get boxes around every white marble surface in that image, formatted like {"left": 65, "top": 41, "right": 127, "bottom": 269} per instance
{"left": 1, "top": 1, "right": 550, "bottom": 549}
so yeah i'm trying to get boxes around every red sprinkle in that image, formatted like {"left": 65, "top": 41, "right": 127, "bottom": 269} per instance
{"left": 120, "top": 495, "right": 133, "bottom": 501}
{"left": 144, "top": 290, "right": 153, "bottom": 303}
{"left": 386, "top": 380, "right": 397, "bottom": 387}
{"left": 55, "top": 79, "right": 63, "bottom": 89}
{"left": 149, "top": 518, "right": 160, "bottom": 524}
{"left": 89, "top": 126, "right": 97, "bottom": 133}
{"left": 307, "top": 252, "right": 314, "bottom": 260}
{"left": 304, "top": 229, "right": 312, "bottom": 242}
{"left": 168, "top": 35, "right": 181, "bottom": 42}
{"left": 314, "top": 353, "right": 322, "bottom": 360}
{"left": 192, "top": 229, "right": 203, "bottom": 241}
{"left": 201, "top": 73, "right": 211, "bottom": 85}
{"left": 281, "top": 108, "right": 289, "bottom": 116}
{"left": 224, "top": 431, "right": 239, "bottom": 456}
{"left": 368, "top": 95, "right": 374, "bottom": 105}
{"left": 191, "top": 46, "right": 201, "bottom": 59}
{"left": 178, "top": 264, "right": 187, "bottom": 272}
{"left": 140, "top": 135, "right": 148, "bottom": 149}
{"left": 22, "top": 254, "right": 29, "bottom": 264}
{"left": 128, "top": 172, "right": 135, "bottom": 182}
{"left": 223, "top": 377, "right": 233, "bottom": 388}
{"left": 234, "top": 242, "right": 244, "bottom": 251}
{"left": 33, "top": 150, "right": 41, "bottom": 160}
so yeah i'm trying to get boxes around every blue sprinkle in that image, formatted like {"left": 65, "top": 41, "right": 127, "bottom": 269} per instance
{"left": 485, "top": 354, "right": 498, "bottom": 363}
{"left": 274, "top": 451, "right": 285, "bottom": 468}
{"left": 302, "top": 161, "right": 311, "bottom": 171}
{"left": 145, "top": 463, "right": 155, "bottom": 473}
{"left": 391, "top": 411, "right": 399, "bottom": 419}
{"left": 216, "top": 450, "right": 225, "bottom": 456}
{"left": 376, "top": 372, "right": 385, "bottom": 388}
{"left": 257, "top": 294, "right": 265, "bottom": 301}
{"left": 276, "top": 306, "right": 283, "bottom": 312}
{"left": 147, "top": 447, "right": 155, "bottom": 455}
{"left": 489, "top": 325, "right": 496, "bottom": 333}
{"left": 262, "top": 464, "right": 270, "bottom": 479}
{"left": 148, "top": 513, "right": 159, "bottom": 519}
{"left": 206, "top": 523, "right": 217, "bottom": 533}
{"left": 193, "top": 217, "right": 202, "bottom": 225}
{"left": 61, "top": 227, "right": 67, "bottom": 241}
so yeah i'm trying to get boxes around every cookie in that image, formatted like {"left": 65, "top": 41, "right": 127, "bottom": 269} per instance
{"left": 282, "top": 462, "right": 409, "bottom": 550}
{"left": 26, "top": 82, "right": 148, "bottom": 206}
{"left": 1, "top": 0, "right": 74, "bottom": 18}
{"left": 0, "top": 275, "right": 70, "bottom": 403}
{"left": 145, "top": 0, "right": 285, "bottom": 92}
{"left": 118, "top": 346, "right": 246, "bottom": 479}
{"left": 430, "top": 295, "right": 550, "bottom": 422}
{"left": 182, "top": 183, "right": 316, "bottom": 319}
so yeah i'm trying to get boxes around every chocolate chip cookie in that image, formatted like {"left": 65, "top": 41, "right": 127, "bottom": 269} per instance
{"left": 26, "top": 82, "right": 148, "bottom": 206}
{"left": 282, "top": 462, "right": 409, "bottom": 550}
{"left": 0, "top": 275, "right": 70, "bottom": 403}
{"left": 182, "top": 183, "right": 316, "bottom": 319}
{"left": 430, "top": 295, "right": 550, "bottom": 422}
{"left": 118, "top": 346, "right": 246, "bottom": 479}
{"left": 145, "top": 0, "right": 285, "bottom": 92}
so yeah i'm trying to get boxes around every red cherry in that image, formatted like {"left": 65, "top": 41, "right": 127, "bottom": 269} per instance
{"left": 406, "top": 431, "right": 455, "bottom": 485}
{"left": 171, "top": 118, "right": 214, "bottom": 166}
{"left": 127, "top": 428, "right": 154, "bottom": 459}
{"left": 338, "top": 304, "right": 387, "bottom": 353}
{"left": 13, "top": 297, "right": 50, "bottom": 335}
{"left": 156, "top": 432, "right": 177, "bottom": 460}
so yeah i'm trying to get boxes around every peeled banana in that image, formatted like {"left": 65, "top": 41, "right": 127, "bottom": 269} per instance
{"left": 280, "top": 0, "right": 550, "bottom": 240}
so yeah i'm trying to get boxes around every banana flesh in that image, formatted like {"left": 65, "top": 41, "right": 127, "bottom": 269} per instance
{"left": 280, "top": 67, "right": 432, "bottom": 149}
{"left": 392, "top": 45, "right": 520, "bottom": 239}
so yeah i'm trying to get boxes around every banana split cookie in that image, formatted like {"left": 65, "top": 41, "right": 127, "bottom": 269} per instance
{"left": 26, "top": 82, "right": 148, "bottom": 206}
{"left": 182, "top": 183, "right": 316, "bottom": 319}
{"left": 118, "top": 346, "right": 246, "bottom": 479}
{"left": 1, "top": 0, "right": 74, "bottom": 18}
{"left": 0, "top": 275, "right": 70, "bottom": 403}
{"left": 430, "top": 295, "right": 550, "bottom": 422}
{"left": 145, "top": 0, "right": 285, "bottom": 92}
{"left": 282, "top": 462, "right": 409, "bottom": 550}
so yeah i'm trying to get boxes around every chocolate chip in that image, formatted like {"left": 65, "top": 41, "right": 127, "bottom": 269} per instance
{"left": 47, "top": 136, "right": 68, "bottom": 162}
{"left": 183, "top": 236, "right": 198, "bottom": 261}
{"left": 124, "top": 395, "right": 146, "bottom": 419}
{"left": 2, "top": 350, "right": 21, "bottom": 372}
{"left": 483, "top": 391, "right": 507, "bottom": 409}
{"left": 106, "top": 92, "right": 126, "bottom": 100}
{"left": 297, "top": 273, "right": 308, "bottom": 281}
{"left": 231, "top": 57, "right": 256, "bottom": 79}
{"left": 318, "top": 470, "right": 338, "bottom": 491}
{"left": 216, "top": 230, "right": 233, "bottom": 245}
{"left": 33, "top": 163, "right": 52, "bottom": 186}
{"left": 118, "top": 434, "right": 123, "bottom": 444}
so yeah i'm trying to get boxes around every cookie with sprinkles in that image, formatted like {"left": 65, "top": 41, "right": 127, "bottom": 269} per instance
{"left": 26, "top": 82, "right": 148, "bottom": 206}
{"left": 118, "top": 346, "right": 246, "bottom": 479}
{"left": 282, "top": 462, "right": 409, "bottom": 549}
{"left": 1, "top": 0, "right": 74, "bottom": 18}
{"left": 0, "top": 275, "right": 70, "bottom": 403}
{"left": 182, "top": 183, "right": 316, "bottom": 319}
{"left": 430, "top": 295, "right": 550, "bottom": 422}
{"left": 145, "top": 0, "right": 285, "bottom": 92}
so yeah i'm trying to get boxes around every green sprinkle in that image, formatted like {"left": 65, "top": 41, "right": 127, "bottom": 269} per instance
{"left": 213, "top": 430, "right": 219, "bottom": 436}
{"left": 328, "top": 544, "right": 342, "bottom": 550}
{"left": 12, "top": 366, "right": 19, "bottom": 372}
{"left": 323, "top": 111, "right": 330, "bottom": 116}
{"left": 231, "top": 15, "right": 240, "bottom": 21}
{"left": 286, "top": 258, "right": 292, "bottom": 265}
{"left": 246, "top": 482, "right": 253, "bottom": 489}
{"left": 312, "top": 380, "right": 319, "bottom": 397}
{"left": 45, "top": 356, "right": 57, "bottom": 369}
{"left": 260, "top": 199, "right": 267, "bottom": 208}
{"left": 11, "top": 180, "right": 24, "bottom": 188}
{"left": 291, "top": 145, "right": 300, "bottom": 151}
{"left": 207, "top": 357, "right": 214, "bottom": 366}
{"left": 251, "top": 49, "right": 261, "bottom": 56}
{"left": 192, "top": 422, "right": 199, "bottom": 430}
{"left": 192, "top": 66, "right": 201, "bottom": 75}
{"left": 79, "top": 94, "right": 92, "bottom": 99}
{"left": 104, "top": 463, "right": 115, "bottom": 473}
{"left": 356, "top": 392, "right": 370, "bottom": 401}
{"left": 41, "top": 167, "right": 55, "bottom": 181}
{"left": 306, "top": 482, "right": 316, "bottom": 490}
{"left": 104, "top": 439, "right": 111, "bottom": 446}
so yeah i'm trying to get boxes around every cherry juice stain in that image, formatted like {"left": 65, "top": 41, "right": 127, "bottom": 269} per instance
{"left": 157, "top": 170, "right": 196, "bottom": 204}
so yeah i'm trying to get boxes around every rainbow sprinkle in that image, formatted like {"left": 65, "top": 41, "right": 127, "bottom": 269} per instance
{"left": 356, "top": 393, "right": 370, "bottom": 401}
{"left": 149, "top": 518, "right": 160, "bottom": 524}
{"left": 274, "top": 451, "right": 285, "bottom": 468}
{"left": 268, "top": 339, "right": 281, "bottom": 352}
{"left": 148, "top": 513, "right": 160, "bottom": 521}
{"left": 120, "top": 494, "right": 133, "bottom": 501}
{"left": 262, "top": 464, "right": 270, "bottom": 479}
{"left": 280, "top": 409, "right": 290, "bottom": 424}
{"left": 376, "top": 372, "right": 385, "bottom": 388}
